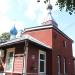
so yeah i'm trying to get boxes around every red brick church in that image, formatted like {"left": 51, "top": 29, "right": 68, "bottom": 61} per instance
{"left": 0, "top": 3, "right": 74, "bottom": 75}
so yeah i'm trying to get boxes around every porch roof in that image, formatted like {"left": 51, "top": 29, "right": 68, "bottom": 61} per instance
{"left": 0, "top": 34, "right": 51, "bottom": 49}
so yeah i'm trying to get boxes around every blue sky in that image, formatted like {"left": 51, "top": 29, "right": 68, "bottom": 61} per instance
{"left": 0, "top": 0, "right": 75, "bottom": 56}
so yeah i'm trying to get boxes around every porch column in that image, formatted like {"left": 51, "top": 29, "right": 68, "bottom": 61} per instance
{"left": 22, "top": 40, "right": 28, "bottom": 75}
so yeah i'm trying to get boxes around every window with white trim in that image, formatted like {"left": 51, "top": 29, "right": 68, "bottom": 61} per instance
{"left": 6, "top": 48, "right": 15, "bottom": 72}
{"left": 74, "top": 60, "right": 75, "bottom": 74}
{"left": 39, "top": 50, "right": 46, "bottom": 73}
{"left": 57, "top": 56, "right": 61, "bottom": 74}
{"left": 64, "top": 58, "right": 67, "bottom": 74}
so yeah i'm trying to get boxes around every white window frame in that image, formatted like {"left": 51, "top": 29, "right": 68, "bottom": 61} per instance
{"left": 64, "top": 58, "right": 67, "bottom": 74}
{"left": 39, "top": 50, "right": 46, "bottom": 73}
{"left": 0, "top": 73, "right": 5, "bottom": 75}
{"left": 64, "top": 58, "right": 66, "bottom": 74}
{"left": 57, "top": 56, "right": 61, "bottom": 75}
{"left": 64, "top": 41, "right": 67, "bottom": 47}
{"left": 74, "top": 60, "right": 75, "bottom": 74}
{"left": 5, "top": 48, "right": 15, "bottom": 72}
{"left": 63, "top": 41, "right": 67, "bottom": 48}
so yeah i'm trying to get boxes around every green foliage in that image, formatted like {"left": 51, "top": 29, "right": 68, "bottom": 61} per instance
{"left": 44, "top": 0, "right": 75, "bottom": 15}
{"left": 56, "top": 0, "right": 75, "bottom": 15}
{"left": 0, "top": 32, "right": 10, "bottom": 41}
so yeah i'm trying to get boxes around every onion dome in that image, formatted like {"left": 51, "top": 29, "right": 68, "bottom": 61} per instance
{"left": 10, "top": 25, "right": 17, "bottom": 40}
{"left": 10, "top": 25, "right": 17, "bottom": 35}
{"left": 41, "top": 3, "right": 58, "bottom": 28}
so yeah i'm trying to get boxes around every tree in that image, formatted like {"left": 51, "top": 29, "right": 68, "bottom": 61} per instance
{"left": 56, "top": 0, "right": 75, "bottom": 15}
{"left": 0, "top": 32, "right": 10, "bottom": 41}
{"left": 38, "top": 0, "right": 75, "bottom": 15}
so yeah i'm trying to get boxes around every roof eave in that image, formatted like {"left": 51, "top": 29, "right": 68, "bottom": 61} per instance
{"left": 0, "top": 35, "right": 51, "bottom": 49}
{"left": 23, "top": 25, "right": 73, "bottom": 42}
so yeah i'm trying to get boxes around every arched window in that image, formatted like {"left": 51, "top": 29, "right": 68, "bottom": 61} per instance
{"left": 57, "top": 56, "right": 61, "bottom": 75}
{"left": 64, "top": 58, "right": 67, "bottom": 74}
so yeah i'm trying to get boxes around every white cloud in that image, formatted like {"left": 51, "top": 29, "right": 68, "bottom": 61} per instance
{"left": 13, "top": 21, "right": 25, "bottom": 31}
{"left": 24, "top": 7, "right": 36, "bottom": 21}
{"left": 24, "top": 0, "right": 39, "bottom": 21}
{"left": 0, "top": 0, "right": 24, "bottom": 34}
{"left": 0, "top": 0, "right": 58, "bottom": 34}
{"left": 0, "top": 15, "right": 11, "bottom": 34}
{"left": 23, "top": 0, "right": 58, "bottom": 24}
{"left": 0, "top": 0, "right": 10, "bottom": 34}
{"left": 0, "top": 0, "right": 9, "bottom": 15}
{"left": 0, "top": 15, "right": 24, "bottom": 34}
{"left": 0, "top": 0, "right": 58, "bottom": 35}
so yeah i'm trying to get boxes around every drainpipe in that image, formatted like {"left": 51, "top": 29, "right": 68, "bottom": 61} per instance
{"left": 22, "top": 40, "right": 28, "bottom": 75}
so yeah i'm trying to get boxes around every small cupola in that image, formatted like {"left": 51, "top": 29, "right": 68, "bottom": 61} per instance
{"left": 10, "top": 25, "right": 17, "bottom": 40}
{"left": 41, "top": 3, "right": 58, "bottom": 28}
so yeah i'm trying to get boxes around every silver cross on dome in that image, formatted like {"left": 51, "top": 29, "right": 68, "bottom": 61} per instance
{"left": 37, "top": 0, "right": 58, "bottom": 27}
{"left": 37, "top": 0, "right": 53, "bottom": 13}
